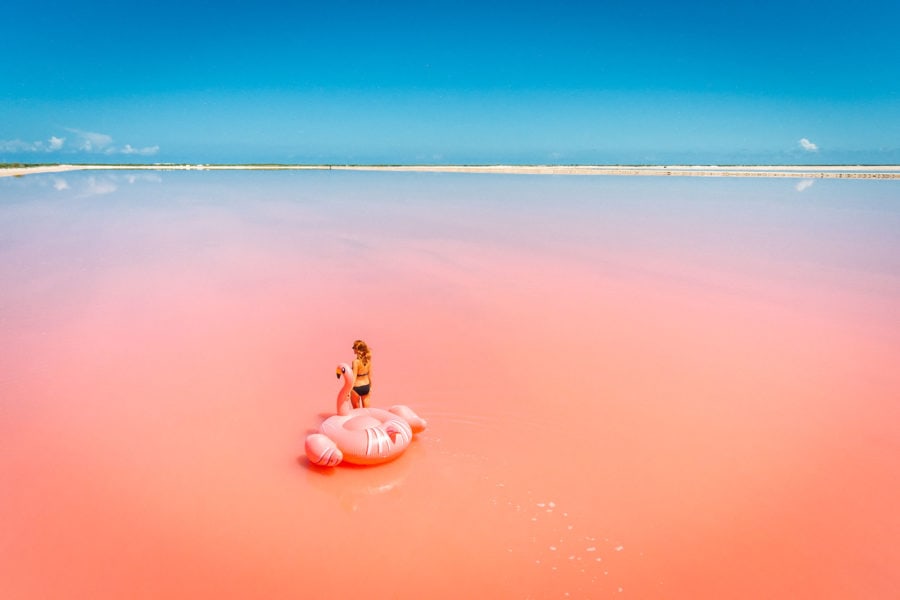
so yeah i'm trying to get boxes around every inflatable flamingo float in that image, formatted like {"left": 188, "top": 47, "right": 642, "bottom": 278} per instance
{"left": 305, "top": 363, "right": 427, "bottom": 467}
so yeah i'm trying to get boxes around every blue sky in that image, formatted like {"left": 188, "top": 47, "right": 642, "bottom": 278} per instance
{"left": 2, "top": 0, "right": 898, "bottom": 164}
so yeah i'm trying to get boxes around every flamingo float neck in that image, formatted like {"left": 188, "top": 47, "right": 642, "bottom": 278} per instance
{"left": 335, "top": 362, "right": 354, "bottom": 415}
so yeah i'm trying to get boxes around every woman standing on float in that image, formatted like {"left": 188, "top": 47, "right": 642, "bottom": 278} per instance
{"left": 351, "top": 340, "right": 372, "bottom": 408}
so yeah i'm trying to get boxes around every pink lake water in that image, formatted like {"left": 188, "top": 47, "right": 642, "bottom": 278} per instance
{"left": 1, "top": 170, "right": 898, "bottom": 599}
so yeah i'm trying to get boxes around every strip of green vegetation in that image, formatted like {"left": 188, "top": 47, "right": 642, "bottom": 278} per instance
{"left": 0, "top": 163, "right": 61, "bottom": 169}
{"left": 3, "top": 162, "right": 895, "bottom": 170}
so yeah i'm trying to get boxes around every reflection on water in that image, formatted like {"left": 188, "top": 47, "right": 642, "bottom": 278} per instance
{"left": 303, "top": 452, "right": 415, "bottom": 513}
{"left": 1, "top": 171, "right": 899, "bottom": 599}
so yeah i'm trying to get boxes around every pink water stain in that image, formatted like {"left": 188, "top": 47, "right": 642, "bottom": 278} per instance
{"left": 1, "top": 172, "right": 899, "bottom": 598}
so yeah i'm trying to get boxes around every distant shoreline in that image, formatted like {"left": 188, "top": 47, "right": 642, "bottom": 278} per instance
{"left": 2, "top": 164, "right": 900, "bottom": 179}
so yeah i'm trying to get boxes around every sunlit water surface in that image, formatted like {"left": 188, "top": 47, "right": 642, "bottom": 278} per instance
{"left": 2, "top": 171, "right": 898, "bottom": 599}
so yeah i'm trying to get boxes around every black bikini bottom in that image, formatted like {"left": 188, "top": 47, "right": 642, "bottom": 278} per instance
{"left": 353, "top": 384, "right": 370, "bottom": 396}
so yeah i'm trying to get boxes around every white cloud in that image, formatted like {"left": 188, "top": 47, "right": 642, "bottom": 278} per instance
{"left": 53, "top": 177, "right": 70, "bottom": 191}
{"left": 67, "top": 128, "right": 113, "bottom": 152}
{"left": 799, "top": 138, "right": 818, "bottom": 152}
{"left": 795, "top": 179, "right": 814, "bottom": 192}
{"left": 1, "top": 136, "right": 67, "bottom": 152}
{"left": 1, "top": 129, "right": 160, "bottom": 156}
{"left": 119, "top": 144, "right": 160, "bottom": 156}
{"left": 0, "top": 139, "right": 41, "bottom": 152}
{"left": 67, "top": 130, "right": 159, "bottom": 155}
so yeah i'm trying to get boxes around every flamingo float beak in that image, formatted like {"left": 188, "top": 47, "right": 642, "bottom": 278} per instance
{"left": 335, "top": 366, "right": 343, "bottom": 379}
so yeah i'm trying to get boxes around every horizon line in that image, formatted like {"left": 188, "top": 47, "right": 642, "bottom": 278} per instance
{"left": 3, "top": 163, "right": 900, "bottom": 180}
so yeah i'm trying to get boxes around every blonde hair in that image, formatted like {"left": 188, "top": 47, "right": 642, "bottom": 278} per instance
{"left": 352, "top": 340, "right": 371, "bottom": 366}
